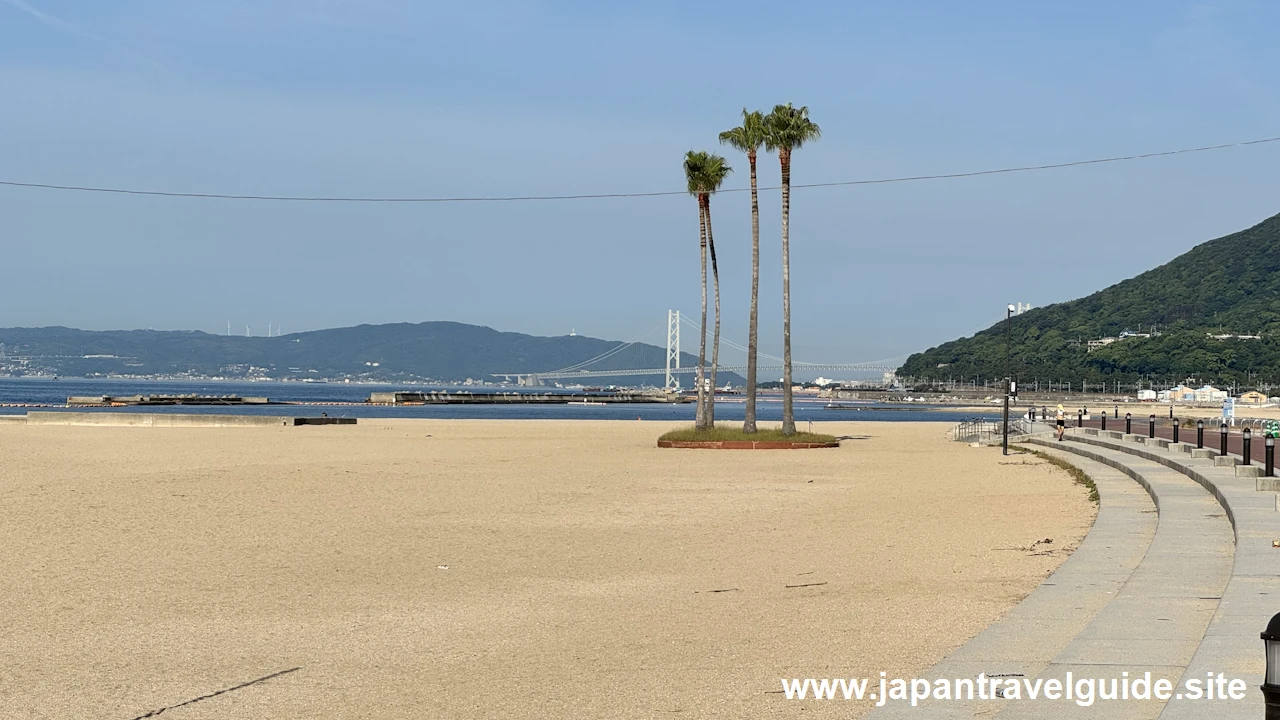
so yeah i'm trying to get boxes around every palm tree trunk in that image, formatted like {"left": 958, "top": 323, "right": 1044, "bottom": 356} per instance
{"left": 744, "top": 149, "right": 760, "bottom": 434}
{"left": 780, "top": 148, "right": 795, "bottom": 435}
{"left": 707, "top": 198, "right": 721, "bottom": 428}
{"left": 696, "top": 195, "right": 710, "bottom": 431}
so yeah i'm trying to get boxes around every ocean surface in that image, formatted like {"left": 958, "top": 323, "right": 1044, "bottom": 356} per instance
{"left": 0, "top": 377, "right": 1002, "bottom": 423}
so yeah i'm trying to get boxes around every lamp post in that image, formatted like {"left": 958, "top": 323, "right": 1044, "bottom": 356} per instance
{"left": 1173, "top": 418, "right": 1179, "bottom": 444}
{"left": 1220, "top": 422, "right": 1229, "bottom": 457}
{"left": 1101, "top": 411, "right": 1107, "bottom": 431}
{"left": 1148, "top": 414, "right": 1156, "bottom": 439}
{"left": 1267, "top": 435, "right": 1275, "bottom": 478}
{"left": 1126, "top": 413, "right": 1132, "bottom": 435}
{"left": 1243, "top": 428, "right": 1252, "bottom": 466}
{"left": 1197, "top": 419, "right": 1204, "bottom": 449}
{"left": 1003, "top": 304, "right": 1013, "bottom": 456}
{"left": 1262, "top": 612, "right": 1280, "bottom": 719}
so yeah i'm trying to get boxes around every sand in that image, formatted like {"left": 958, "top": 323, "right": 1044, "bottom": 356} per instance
{"left": 0, "top": 420, "right": 1095, "bottom": 718}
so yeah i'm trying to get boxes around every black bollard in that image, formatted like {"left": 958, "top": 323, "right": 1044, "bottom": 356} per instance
{"left": 1243, "top": 428, "right": 1252, "bottom": 465}
{"left": 1220, "top": 423, "right": 1229, "bottom": 457}
{"left": 1126, "top": 413, "right": 1132, "bottom": 435}
{"left": 1148, "top": 414, "right": 1156, "bottom": 439}
{"left": 1197, "top": 420, "right": 1204, "bottom": 449}
{"left": 1101, "top": 411, "right": 1107, "bottom": 431}
{"left": 1078, "top": 410, "right": 1083, "bottom": 429}
{"left": 1173, "top": 419, "right": 1179, "bottom": 444}
{"left": 1267, "top": 436, "right": 1274, "bottom": 477}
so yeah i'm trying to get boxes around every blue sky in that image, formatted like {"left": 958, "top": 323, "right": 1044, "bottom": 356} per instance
{"left": 2, "top": 1, "right": 1279, "bottom": 369}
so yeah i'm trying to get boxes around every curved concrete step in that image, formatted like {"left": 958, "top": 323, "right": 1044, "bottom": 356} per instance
{"left": 1008, "top": 439, "right": 1235, "bottom": 718}
{"left": 1062, "top": 430, "right": 1279, "bottom": 719}
{"left": 865, "top": 452, "right": 1159, "bottom": 717}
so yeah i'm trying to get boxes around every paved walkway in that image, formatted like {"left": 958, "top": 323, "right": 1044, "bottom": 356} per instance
{"left": 1062, "top": 430, "right": 1278, "bottom": 719}
{"left": 866, "top": 426, "right": 1276, "bottom": 718}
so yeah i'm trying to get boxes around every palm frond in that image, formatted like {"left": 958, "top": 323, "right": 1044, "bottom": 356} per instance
{"left": 683, "top": 150, "right": 709, "bottom": 195}
{"left": 718, "top": 108, "right": 768, "bottom": 154}
{"left": 763, "top": 103, "right": 821, "bottom": 152}
{"left": 702, "top": 153, "right": 733, "bottom": 192}
{"left": 685, "top": 150, "right": 732, "bottom": 194}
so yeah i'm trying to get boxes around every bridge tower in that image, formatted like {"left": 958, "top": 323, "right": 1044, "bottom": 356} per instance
{"left": 665, "top": 310, "right": 681, "bottom": 391}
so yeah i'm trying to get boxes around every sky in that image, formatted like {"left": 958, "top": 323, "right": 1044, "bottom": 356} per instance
{"left": 2, "top": 0, "right": 1280, "bottom": 371}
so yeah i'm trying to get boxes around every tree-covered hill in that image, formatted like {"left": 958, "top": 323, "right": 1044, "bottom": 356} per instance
{"left": 900, "top": 211, "right": 1280, "bottom": 385}
{"left": 0, "top": 321, "right": 743, "bottom": 386}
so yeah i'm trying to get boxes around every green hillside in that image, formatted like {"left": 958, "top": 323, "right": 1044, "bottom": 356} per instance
{"left": 900, "top": 211, "right": 1280, "bottom": 385}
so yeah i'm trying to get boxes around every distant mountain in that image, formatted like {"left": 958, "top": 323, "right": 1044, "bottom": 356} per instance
{"left": 900, "top": 211, "right": 1280, "bottom": 384}
{"left": 0, "top": 321, "right": 744, "bottom": 387}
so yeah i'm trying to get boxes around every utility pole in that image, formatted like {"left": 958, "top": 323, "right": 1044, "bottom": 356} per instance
{"left": 1004, "top": 304, "right": 1014, "bottom": 456}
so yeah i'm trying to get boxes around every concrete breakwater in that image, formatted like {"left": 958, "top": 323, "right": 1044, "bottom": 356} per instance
{"left": 25, "top": 411, "right": 354, "bottom": 427}
{"left": 68, "top": 394, "right": 273, "bottom": 407}
{"left": 368, "top": 391, "right": 687, "bottom": 405}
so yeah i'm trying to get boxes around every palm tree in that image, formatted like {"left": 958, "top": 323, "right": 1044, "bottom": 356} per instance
{"left": 764, "top": 103, "right": 820, "bottom": 435}
{"left": 719, "top": 109, "right": 767, "bottom": 434}
{"left": 683, "top": 151, "right": 711, "bottom": 430}
{"left": 700, "top": 154, "right": 732, "bottom": 426}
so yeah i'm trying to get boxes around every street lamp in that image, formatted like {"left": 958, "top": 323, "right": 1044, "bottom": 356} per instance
{"left": 1263, "top": 612, "right": 1280, "bottom": 719}
{"left": 1003, "top": 304, "right": 1014, "bottom": 456}
{"left": 1267, "top": 435, "right": 1275, "bottom": 478}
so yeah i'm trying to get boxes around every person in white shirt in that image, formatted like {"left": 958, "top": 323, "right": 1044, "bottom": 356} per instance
{"left": 1055, "top": 405, "right": 1066, "bottom": 441}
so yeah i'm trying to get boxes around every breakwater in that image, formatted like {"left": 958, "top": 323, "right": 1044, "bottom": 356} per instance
{"left": 68, "top": 394, "right": 273, "bottom": 407}
{"left": 368, "top": 391, "right": 687, "bottom": 405}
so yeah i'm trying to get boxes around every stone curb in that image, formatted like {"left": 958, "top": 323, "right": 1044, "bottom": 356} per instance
{"left": 1060, "top": 431, "right": 1280, "bottom": 719}
{"left": 656, "top": 440, "right": 839, "bottom": 450}
{"left": 865, "top": 448, "right": 1160, "bottom": 717}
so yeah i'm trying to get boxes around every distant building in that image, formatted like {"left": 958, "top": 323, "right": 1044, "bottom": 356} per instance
{"left": 1207, "top": 333, "right": 1262, "bottom": 341}
{"left": 1238, "top": 390, "right": 1268, "bottom": 405}
{"left": 1138, "top": 389, "right": 1157, "bottom": 401}
{"left": 1087, "top": 337, "right": 1118, "bottom": 352}
{"left": 1158, "top": 385, "right": 1197, "bottom": 403}
{"left": 1194, "top": 385, "right": 1228, "bottom": 403}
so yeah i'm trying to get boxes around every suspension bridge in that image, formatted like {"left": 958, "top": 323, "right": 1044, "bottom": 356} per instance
{"left": 493, "top": 310, "right": 906, "bottom": 388}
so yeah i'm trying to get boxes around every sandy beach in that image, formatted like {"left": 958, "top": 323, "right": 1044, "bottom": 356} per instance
{"left": 0, "top": 419, "right": 1095, "bottom": 718}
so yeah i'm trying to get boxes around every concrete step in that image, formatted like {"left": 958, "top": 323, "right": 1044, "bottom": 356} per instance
{"left": 863, "top": 453, "right": 1158, "bottom": 718}
{"left": 1061, "top": 431, "right": 1280, "bottom": 719}
{"left": 996, "top": 440, "right": 1236, "bottom": 719}
{"left": 867, "top": 438, "right": 1240, "bottom": 718}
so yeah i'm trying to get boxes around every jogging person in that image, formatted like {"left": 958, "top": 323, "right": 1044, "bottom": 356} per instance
{"left": 1055, "top": 405, "right": 1066, "bottom": 441}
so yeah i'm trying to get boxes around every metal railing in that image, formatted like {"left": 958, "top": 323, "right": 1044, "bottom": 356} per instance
{"left": 952, "top": 418, "right": 1033, "bottom": 443}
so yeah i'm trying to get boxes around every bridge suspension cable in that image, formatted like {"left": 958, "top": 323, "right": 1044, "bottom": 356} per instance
{"left": 493, "top": 310, "right": 908, "bottom": 383}
{"left": 543, "top": 320, "right": 663, "bottom": 374}
{"left": 676, "top": 314, "right": 908, "bottom": 370}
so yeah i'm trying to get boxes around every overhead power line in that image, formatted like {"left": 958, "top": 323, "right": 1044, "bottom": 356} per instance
{"left": 1, "top": 134, "right": 1277, "bottom": 203}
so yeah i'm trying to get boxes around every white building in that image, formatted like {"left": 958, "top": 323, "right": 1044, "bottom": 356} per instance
{"left": 1194, "top": 385, "right": 1228, "bottom": 403}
